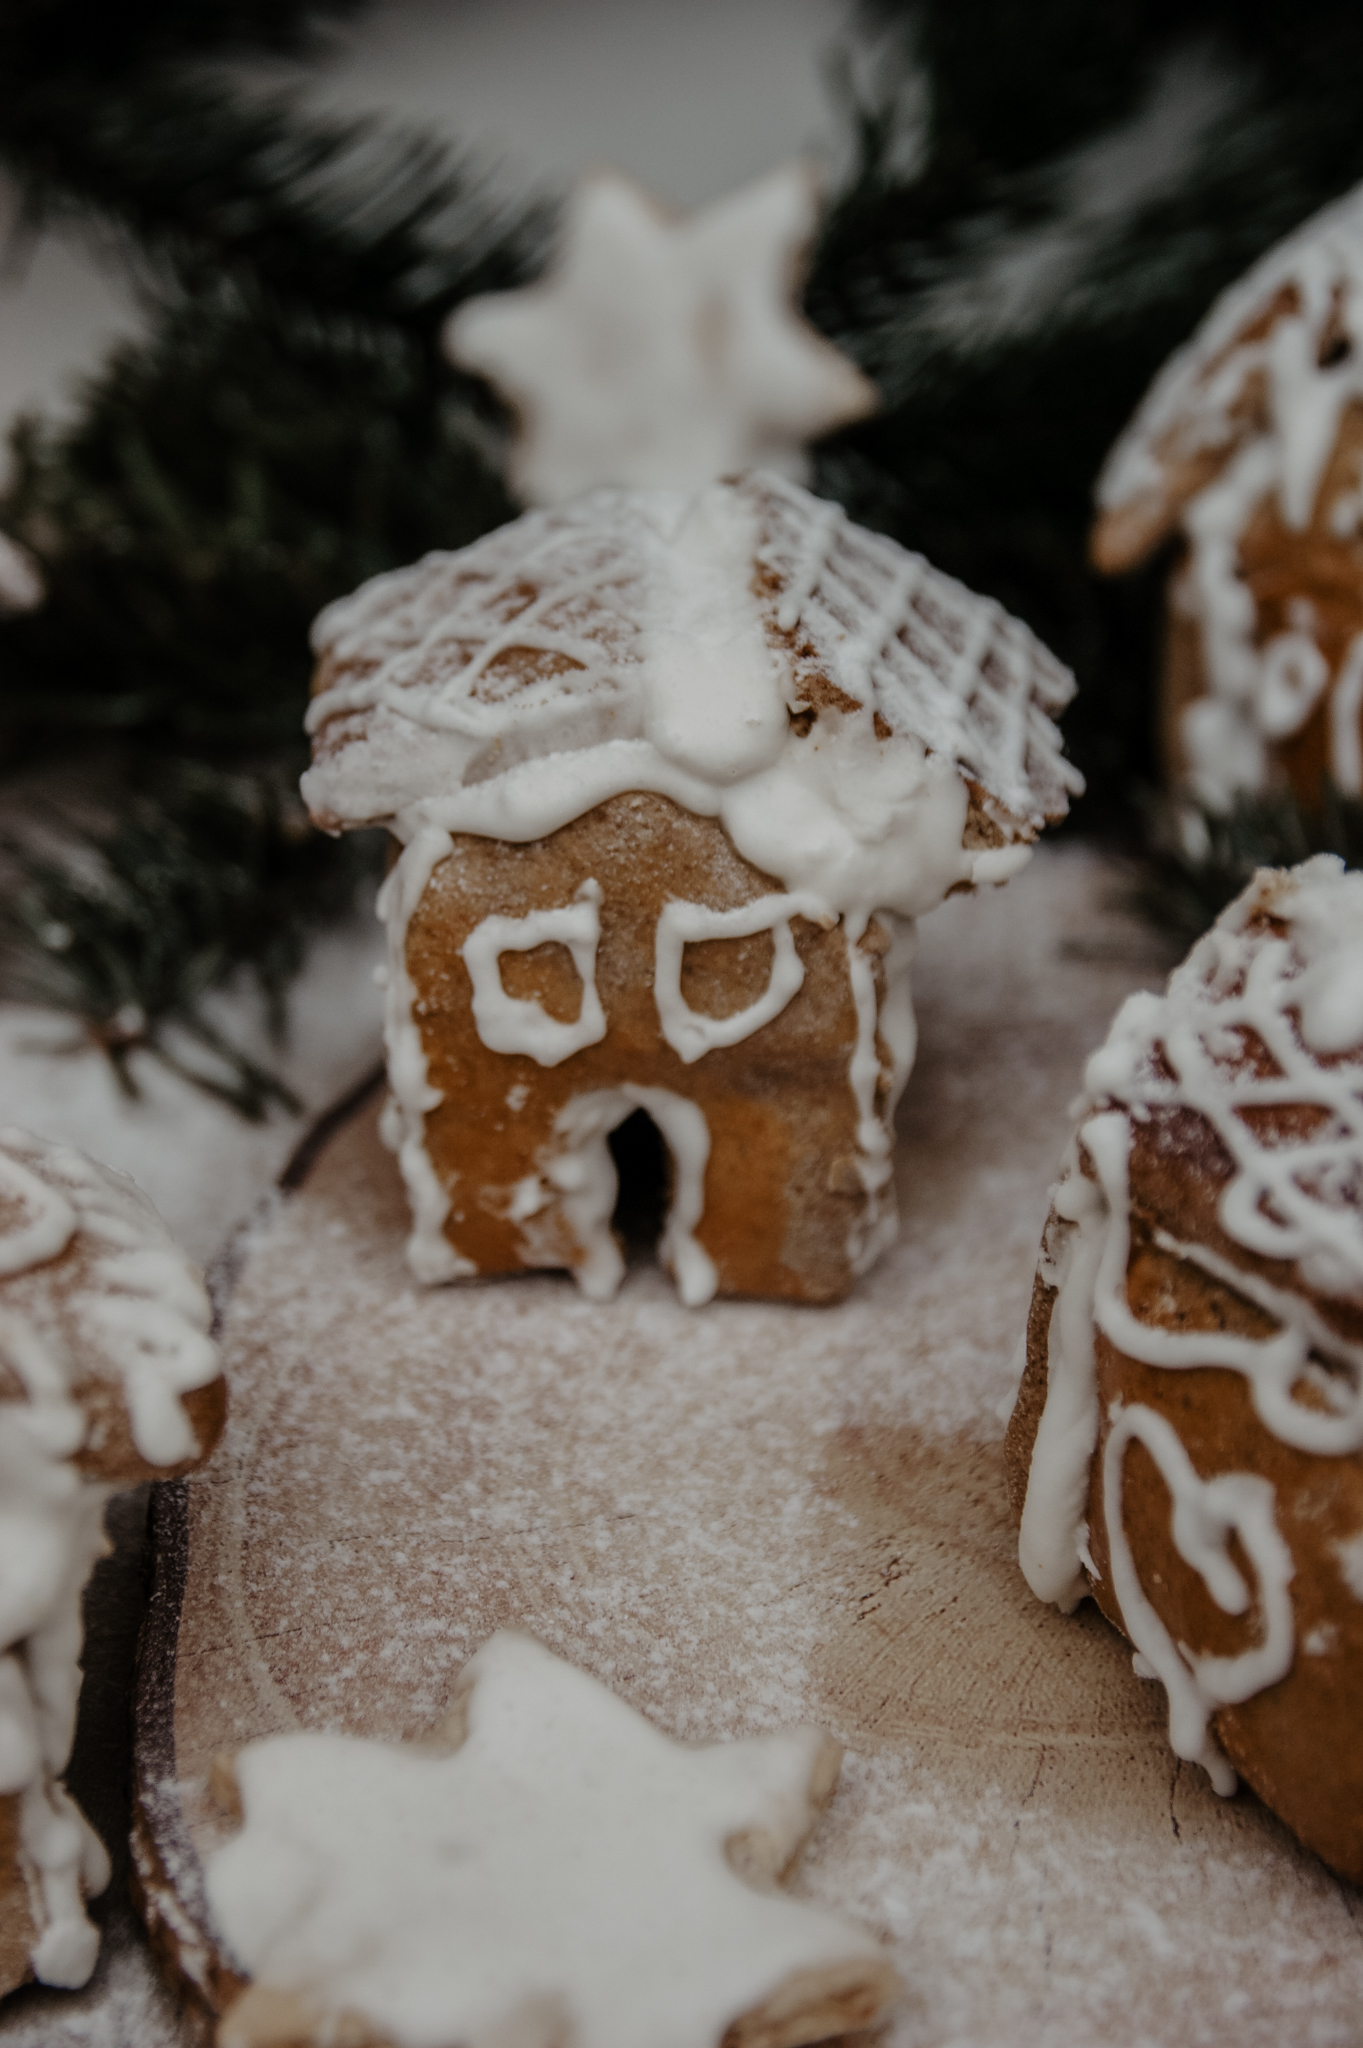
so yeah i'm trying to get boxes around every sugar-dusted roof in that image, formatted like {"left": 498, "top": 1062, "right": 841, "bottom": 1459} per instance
{"left": 304, "top": 472, "right": 1079, "bottom": 851}
{"left": 1095, "top": 182, "right": 1363, "bottom": 568}
{"left": 1084, "top": 855, "right": 1363, "bottom": 1303}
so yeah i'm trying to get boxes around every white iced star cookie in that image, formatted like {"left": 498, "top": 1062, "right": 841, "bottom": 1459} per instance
{"left": 445, "top": 164, "right": 876, "bottom": 505}
{"left": 207, "top": 1631, "right": 899, "bottom": 2048}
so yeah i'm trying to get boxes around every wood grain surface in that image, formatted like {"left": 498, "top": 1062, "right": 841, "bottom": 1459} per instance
{"left": 133, "top": 846, "right": 1363, "bottom": 2047}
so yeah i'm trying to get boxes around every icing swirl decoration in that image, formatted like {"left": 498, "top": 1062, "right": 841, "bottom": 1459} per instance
{"left": 1094, "top": 180, "right": 1363, "bottom": 810}
{"left": 1014, "top": 857, "right": 1363, "bottom": 1802}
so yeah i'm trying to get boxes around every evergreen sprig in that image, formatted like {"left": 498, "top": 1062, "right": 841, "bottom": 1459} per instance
{"left": 0, "top": 0, "right": 544, "bottom": 767}
{"left": 3, "top": 763, "right": 380, "bottom": 1116}
{"left": 1131, "top": 784, "right": 1363, "bottom": 942}
{"left": 0, "top": 1, "right": 542, "bottom": 1107}
{"left": 812, "top": 0, "right": 1363, "bottom": 825}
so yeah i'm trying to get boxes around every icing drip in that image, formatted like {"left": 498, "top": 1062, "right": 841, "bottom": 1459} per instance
{"left": 463, "top": 881, "right": 607, "bottom": 1066}
{"left": 206, "top": 1630, "right": 893, "bottom": 2048}
{"left": 843, "top": 920, "right": 897, "bottom": 1277}
{"left": 1097, "top": 183, "right": 1363, "bottom": 809}
{"left": 537, "top": 1087, "right": 717, "bottom": 1307}
{"left": 0, "top": 1154, "right": 76, "bottom": 1276}
{"left": 652, "top": 893, "right": 830, "bottom": 1064}
{"left": 377, "top": 830, "right": 477, "bottom": 1285}
{"left": 308, "top": 473, "right": 1078, "bottom": 1297}
{"left": 0, "top": 1128, "right": 219, "bottom": 1986}
{"left": 1018, "top": 858, "right": 1363, "bottom": 1788}
{"left": 1103, "top": 1402, "right": 1295, "bottom": 1796}
{"left": 1329, "top": 634, "right": 1363, "bottom": 794}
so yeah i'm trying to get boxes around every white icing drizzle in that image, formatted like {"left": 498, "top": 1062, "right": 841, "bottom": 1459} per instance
{"left": 376, "top": 830, "right": 477, "bottom": 1286}
{"left": 843, "top": 919, "right": 897, "bottom": 1277}
{"left": 1336, "top": 1529, "right": 1363, "bottom": 1599}
{"left": 1097, "top": 182, "right": 1363, "bottom": 809}
{"left": 0, "top": 1128, "right": 219, "bottom": 1987}
{"left": 1329, "top": 633, "right": 1363, "bottom": 795}
{"left": 307, "top": 474, "right": 1077, "bottom": 1297}
{"left": 206, "top": 1631, "right": 892, "bottom": 2048}
{"left": 463, "top": 881, "right": 606, "bottom": 1066}
{"left": 1018, "top": 858, "right": 1363, "bottom": 1790}
{"left": 652, "top": 892, "right": 830, "bottom": 1064}
{"left": 537, "top": 1086, "right": 717, "bottom": 1307}
{"left": 1103, "top": 1402, "right": 1295, "bottom": 1796}
{"left": 304, "top": 473, "right": 1076, "bottom": 848}
{"left": 0, "top": 1154, "right": 76, "bottom": 1277}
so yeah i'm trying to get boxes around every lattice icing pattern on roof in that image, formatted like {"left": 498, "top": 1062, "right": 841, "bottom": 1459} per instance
{"left": 303, "top": 471, "right": 1078, "bottom": 844}
{"left": 749, "top": 474, "right": 1080, "bottom": 832}
{"left": 1083, "top": 855, "right": 1363, "bottom": 1299}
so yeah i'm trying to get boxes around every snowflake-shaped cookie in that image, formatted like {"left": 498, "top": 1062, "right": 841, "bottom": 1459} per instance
{"left": 208, "top": 1632, "right": 897, "bottom": 2048}
{"left": 446, "top": 165, "right": 876, "bottom": 505}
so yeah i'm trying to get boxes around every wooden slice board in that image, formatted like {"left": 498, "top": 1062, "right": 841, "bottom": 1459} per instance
{"left": 133, "top": 846, "right": 1363, "bottom": 2046}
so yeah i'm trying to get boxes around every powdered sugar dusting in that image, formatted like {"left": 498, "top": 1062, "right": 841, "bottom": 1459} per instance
{"left": 147, "top": 848, "right": 1363, "bottom": 2045}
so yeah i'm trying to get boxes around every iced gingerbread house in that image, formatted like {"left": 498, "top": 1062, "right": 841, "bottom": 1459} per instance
{"left": 1093, "top": 182, "right": 1363, "bottom": 813}
{"left": 303, "top": 471, "right": 1080, "bottom": 1306}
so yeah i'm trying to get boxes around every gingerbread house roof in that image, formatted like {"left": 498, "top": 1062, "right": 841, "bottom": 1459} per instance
{"left": 1094, "top": 183, "right": 1363, "bottom": 573}
{"left": 1083, "top": 854, "right": 1363, "bottom": 1301}
{"left": 302, "top": 473, "right": 1080, "bottom": 867}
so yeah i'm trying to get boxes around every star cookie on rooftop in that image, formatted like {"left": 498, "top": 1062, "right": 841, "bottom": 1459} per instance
{"left": 445, "top": 164, "right": 877, "bottom": 504}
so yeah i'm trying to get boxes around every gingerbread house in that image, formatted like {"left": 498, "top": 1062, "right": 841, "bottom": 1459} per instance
{"left": 1093, "top": 183, "right": 1363, "bottom": 814}
{"left": 302, "top": 471, "right": 1080, "bottom": 1306}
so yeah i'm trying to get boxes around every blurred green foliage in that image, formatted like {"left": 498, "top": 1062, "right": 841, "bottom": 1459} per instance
{"left": 810, "top": 0, "right": 1363, "bottom": 826}
{"left": 6, "top": 1, "right": 1363, "bottom": 1103}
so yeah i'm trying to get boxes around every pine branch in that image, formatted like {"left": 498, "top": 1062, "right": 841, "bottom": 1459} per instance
{"left": 1, "top": 69, "right": 544, "bottom": 331}
{"left": 2, "top": 762, "right": 381, "bottom": 1117}
{"left": 809, "top": 1, "right": 1363, "bottom": 832}
{"left": 0, "top": 0, "right": 544, "bottom": 765}
{"left": 1131, "top": 783, "right": 1363, "bottom": 941}
{"left": 0, "top": 288, "right": 517, "bottom": 755}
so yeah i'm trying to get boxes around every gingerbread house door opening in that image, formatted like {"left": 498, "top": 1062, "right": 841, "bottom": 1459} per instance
{"left": 608, "top": 1107, "right": 671, "bottom": 1267}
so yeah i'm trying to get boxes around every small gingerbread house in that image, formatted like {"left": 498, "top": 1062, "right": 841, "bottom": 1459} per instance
{"left": 1093, "top": 183, "right": 1363, "bottom": 813}
{"left": 302, "top": 472, "right": 1080, "bottom": 1306}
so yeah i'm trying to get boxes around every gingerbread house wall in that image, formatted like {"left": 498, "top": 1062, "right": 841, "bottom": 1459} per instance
{"left": 1160, "top": 400, "right": 1363, "bottom": 808}
{"left": 398, "top": 793, "right": 899, "bottom": 1305}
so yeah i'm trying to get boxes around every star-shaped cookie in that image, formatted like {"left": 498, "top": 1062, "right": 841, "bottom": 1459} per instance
{"left": 208, "top": 1631, "right": 898, "bottom": 2048}
{"left": 445, "top": 165, "right": 876, "bottom": 505}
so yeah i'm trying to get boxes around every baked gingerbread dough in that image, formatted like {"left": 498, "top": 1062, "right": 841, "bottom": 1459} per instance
{"left": 1007, "top": 857, "right": 1363, "bottom": 1878}
{"left": 304, "top": 470, "right": 1079, "bottom": 1304}
{"left": 0, "top": 1128, "right": 225, "bottom": 1999}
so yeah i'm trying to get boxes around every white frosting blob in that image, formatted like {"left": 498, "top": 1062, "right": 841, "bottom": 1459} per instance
{"left": 719, "top": 712, "right": 974, "bottom": 926}
{"left": 641, "top": 491, "right": 788, "bottom": 787}
{"left": 1104, "top": 1402, "right": 1295, "bottom": 1797}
